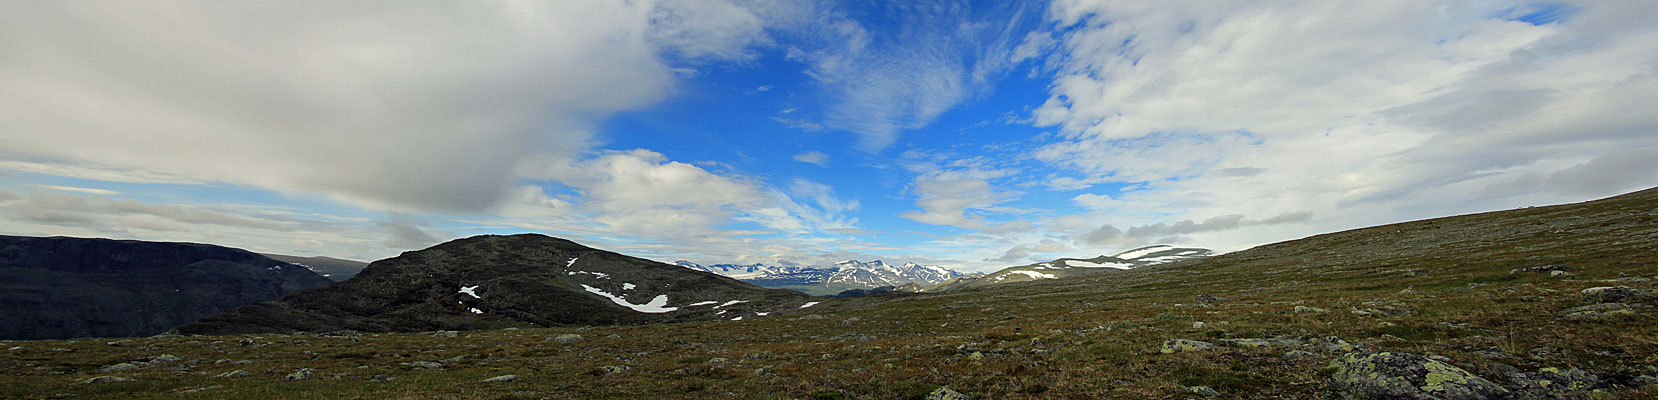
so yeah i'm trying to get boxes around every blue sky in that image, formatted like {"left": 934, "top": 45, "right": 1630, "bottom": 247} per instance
{"left": 3, "top": 1, "right": 1657, "bottom": 272}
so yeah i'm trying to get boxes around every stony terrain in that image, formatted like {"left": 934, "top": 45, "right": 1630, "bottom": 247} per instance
{"left": 2, "top": 187, "right": 1657, "bottom": 399}
{"left": 0, "top": 236, "right": 333, "bottom": 340}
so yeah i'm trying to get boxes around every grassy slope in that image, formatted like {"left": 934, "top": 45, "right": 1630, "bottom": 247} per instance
{"left": 3, "top": 188, "right": 1657, "bottom": 399}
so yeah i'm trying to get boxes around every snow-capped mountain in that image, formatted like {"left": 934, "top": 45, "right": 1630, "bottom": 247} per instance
{"left": 674, "top": 259, "right": 964, "bottom": 295}
{"left": 825, "top": 260, "right": 960, "bottom": 287}
{"left": 926, "top": 245, "right": 1215, "bottom": 292}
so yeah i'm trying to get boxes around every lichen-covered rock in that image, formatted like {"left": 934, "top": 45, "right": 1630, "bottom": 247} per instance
{"left": 1218, "top": 338, "right": 1277, "bottom": 348}
{"left": 100, "top": 362, "right": 141, "bottom": 372}
{"left": 925, "top": 386, "right": 969, "bottom": 400}
{"left": 1580, "top": 287, "right": 1656, "bottom": 303}
{"left": 284, "top": 368, "right": 316, "bottom": 381}
{"left": 1326, "top": 351, "right": 1507, "bottom": 399}
{"left": 1506, "top": 367, "right": 1607, "bottom": 399}
{"left": 1313, "top": 336, "right": 1358, "bottom": 353}
{"left": 81, "top": 376, "right": 135, "bottom": 384}
{"left": 1295, "top": 306, "right": 1331, "bottom": 314}
{"left": 1160, "top": 339, "right": 1215, "bottom": 353}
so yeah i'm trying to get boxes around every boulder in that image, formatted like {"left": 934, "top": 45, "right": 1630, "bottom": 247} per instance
{"left": 81, "top": 376, "right": 135, "bottom": 384}
{"left": 1160, "top": 339, "right": 1215, "bottom": 353}
{"left": 1580, "top": 287, "right": 1656, "bottom": 303}
{"left": 1327, "top": 351, "right": 1506, "bottom": 399}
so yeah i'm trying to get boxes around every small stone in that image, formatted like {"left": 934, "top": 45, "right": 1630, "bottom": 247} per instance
{"left": 549, "top": 334, "right": 584, "bottom": 344}
{"left": 482, "top": 375, "right": 518, "bottom": 383}
{"left": 409, "top": 361, "right": 442, "bottom": 369}
{"left": 1294, "top": 306, "right": 1330, "bottom": 314}
{"left": 1189, "top": 385, "right": 1221, "bottom": 397}
{"left": 148, "top": 354, "right": 180, "bottom": 364}
{"left": 1398, "top": 287, "right": 1417, "bottom": 295}
{"left": 925, "top": 386, "right": 970, "bottom": 400}
{"left": 6, "top": 346, "right": 20, "bottom": 351}
{"left": 600, "top": 365, "right": 631, "bottom": 373}
{"left": 431, "top": 331, "right": 458, "bottom": 338}
{"left": 441, "top": 355, "right": 466, "bottom": 364}
{"left": 81, "top": 376, "right": 134, "bottom": 384}
{"left": 100, "top": 363, "right": 142, "bottom": 372}
{"left": 215, "top": 370, "right": 252, "bottom": 378}
{"left": 369, "top": 374, "right": 396, "bottom": 382}
{"left": 284, "top": 368, "right": 316, "bottom": 381}
{"left": 1192, "top": 321, "right": 1206, "bottom": 329}
{"left": 1550, "top": 270, "right": 1565, "bottom": 277}
{"left": 967, "top": 351, "right": 985, "bottom": 360}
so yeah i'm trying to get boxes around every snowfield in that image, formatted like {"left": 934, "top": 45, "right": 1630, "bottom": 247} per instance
{"left": 1064, "top": 260, "right": 1134, "bottom": 269}
{"left": 580, "top": 284, "right": 678, "bottom": 313}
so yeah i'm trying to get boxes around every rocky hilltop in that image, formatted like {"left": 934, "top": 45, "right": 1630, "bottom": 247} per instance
{"left": 175, "top": 234, "right": 813, "bottom": 335}
{"left": 0, "top": 235, "right": 333, "bottom": 340}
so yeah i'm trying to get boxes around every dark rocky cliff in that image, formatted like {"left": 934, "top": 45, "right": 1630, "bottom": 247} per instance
{"left": 0, "top": 235, "right": 334, "bottom": 340}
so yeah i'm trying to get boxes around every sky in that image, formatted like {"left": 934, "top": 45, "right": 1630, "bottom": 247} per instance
{"left": 2, "top": 1, "right": 1656, "bottom": 273}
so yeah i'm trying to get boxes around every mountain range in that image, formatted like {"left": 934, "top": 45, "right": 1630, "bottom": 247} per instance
{"left": 674, "top": 259, "right": 964, "bottom": 295}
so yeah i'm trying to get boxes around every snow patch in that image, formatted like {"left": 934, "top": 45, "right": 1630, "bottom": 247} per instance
{"left": 1064, "top": 260, "right": 1134, "bottom": 269}
{"left": 799, "top": 301, "right": 820, "bottom": 308}
{"left": 756, "top": 312, "right": 768, "bottom": 316}
{"left": 1005, "top": 270, "right": 1056, "bottom": 279}
{"left": 1114, "top": 245, "right": 1172, "bottom": 260}
{"left": 686, "top": 301, "right": 719, "bottom": 307}
{"left": 468, "top": 308, "right": 483, "bottom": 314}
{"left": 567, "top": 271, "right": 610, "bottom": 279}
{"left": 567, "top": 257, "right": 579, "bottom": 267}
{"left": 731, "top": 316, "right": 742, "bottom": 321}
{"left": 580, "top": 284, "right": 678, "bottom": 313}
{"left": 459, "top": 285, "right": 481, "bottom": 299}
{"left": 622, "top": 283, "right": 636, "bottom": 290}
{"left": 715, "top": 300, "right": 747, "bottom": 308}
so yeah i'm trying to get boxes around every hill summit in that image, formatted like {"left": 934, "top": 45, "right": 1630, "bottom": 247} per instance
{"left": 176, "top": 234, "right": 812, "bottom": 335}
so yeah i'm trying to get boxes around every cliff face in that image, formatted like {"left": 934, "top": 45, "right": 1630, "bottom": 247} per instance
{"left": 0, "top": 235, "right": 334, "bottom": 340}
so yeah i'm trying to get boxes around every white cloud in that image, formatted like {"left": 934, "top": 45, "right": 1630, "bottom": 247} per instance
{"left": 899, "top": 168, "right": 1017, "bottom": 230}
{"left": 792, "top": 150, "right": 830, "bottom": 167}
{"left": 784, "top": 2, "right": 1043, "bottom": 151}
{"left": 506, "top": 150, "right": 863, "bottom": 260}
{"left": 0, "top": 1, "right": 772, "bottom": 214}
{"left": 1022, "top": 0, "right": 1658, "bottom": 252}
